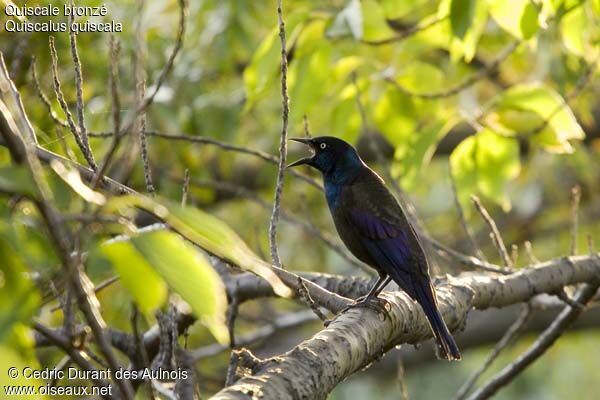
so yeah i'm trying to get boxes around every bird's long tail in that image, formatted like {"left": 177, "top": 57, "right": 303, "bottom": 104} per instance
{"left": 413, "top": 281, "right": 461, "bottom": 361}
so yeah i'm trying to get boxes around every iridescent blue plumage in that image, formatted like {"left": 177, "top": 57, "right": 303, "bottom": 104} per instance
{"left": 288, "top": 136, "right": 461, "bottom": 361}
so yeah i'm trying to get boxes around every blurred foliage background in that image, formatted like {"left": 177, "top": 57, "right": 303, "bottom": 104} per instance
{"left": 1, "top": 0, "right": 600, "bottom": 398}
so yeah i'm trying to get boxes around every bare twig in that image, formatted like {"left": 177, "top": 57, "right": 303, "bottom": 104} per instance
{"left": 297, "top": 276, "right": 328, "bottom": 321}
{"left": 191, "top": 310, "right": 316, "bottom": 361}
{"left": 135, "top": 0, "right": 155, "bottom": 194}
{"left": 303, "top": 114, "right": 312, "bottom": 138}
{"left": 449, "top": 161, "right": 486, "bottom": 260}
{"left": 68, "top": 2, "right": 93, "bottom": 165}
{"left": 92, "top": 36, "right": 122, "bottom": 189}
{"left": 570, "top": 185, "right": 581, "bottom": 256}
{"left": 48, "top": 37, "right": 97, "bottom": 170}
{"left": 268, "top": 0, "right": 290, "bottom": 269}
{"left": 226, "top": 296, "right": 239, "bottom": 348}
{"left": 454, "top": 303, "right": 532, "bottom": 400}
{"left": 30, "top": 57, "right": 68, "bottom": 128}
{"left": 181, "top": 168, "right": 190, "bottom": 206}
{"left": 466, "top": 282, "right": 600, "bottom": 400}
{"left": 471, "top": 196, "right": 513, "bottom": 268}
{"left": 33, "top": 323, "right": 112, "bottom": 396}
{"left": 89, "top": 130, "right": 322, "bottom": 189}
{"left": 117, "top": 0, "right": 187, "bottom": 137}
{"left": 523, "top": 241, "right": 539, "bottom": 264}
{"left": 396, "top": 357, "right": 409, "bottom": 400}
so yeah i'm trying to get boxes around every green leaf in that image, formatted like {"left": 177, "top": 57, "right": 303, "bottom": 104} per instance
{"left": 361, "top": 0, "right": 397, "bottom": 41}
{"left": 450, "top": 129, "right": 521, "bottom": 211}
{"left": 132, "top": 230, "right": 228, "bottom": 344}
{"left": 488, "top": 0, "right": 540, "bottom": 39}
{"left": 392, "top": 118, "right": 457, "bottom": 190}
{"left": 289, "top": 22, "right": 333, "bottom": 121}
{"left": 96, "top": 241, "right": 168, "bottom": 315}
{"left": 373, "top": 87, "right": 417, "bottom": 147}
{"left": 560, "top": 5, "right": 587, "bottom": 56}
{"left": 489, "top": 83, "right": 585, "bottom": 153}
{"left": 381, "top": 0, "right": 428, "bottom": 20}
{"left": 0, "top": 240, "right": 40, "bottom": 342}
{"left": 0, "top": 166, "right": 38, "bottom": 197}
{"left": 105, "top": 195, "right": 292, "bottom": 298}
{"left": 395, "top": 61, "right": 444, "bottom": 93}
{"left": 243, "top": 12, "right": 307, "bottom": 109}
{"left": 450, "top": 0, "right": 476, "bottom": 39}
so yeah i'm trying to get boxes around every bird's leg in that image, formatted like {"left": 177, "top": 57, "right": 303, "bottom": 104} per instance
{"left": 354, "top": 275, "right": 391, "bottom": 305}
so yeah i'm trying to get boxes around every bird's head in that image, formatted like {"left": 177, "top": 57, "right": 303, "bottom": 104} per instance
{"left": 287, "top": 136, "right": 363, "bottom": 180}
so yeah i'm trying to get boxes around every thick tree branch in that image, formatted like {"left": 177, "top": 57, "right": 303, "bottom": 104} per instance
{"left": 211, "top": 254, "right": 600, "bottom": 399}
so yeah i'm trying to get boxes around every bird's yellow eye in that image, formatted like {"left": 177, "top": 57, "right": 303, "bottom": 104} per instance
{"left": 320, "top": 143, "right": 327, "bottom": 149}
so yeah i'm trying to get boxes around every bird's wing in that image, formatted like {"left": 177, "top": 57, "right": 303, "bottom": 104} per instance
{"left": 341, "top": 170, "right": 429, "bottom": 297}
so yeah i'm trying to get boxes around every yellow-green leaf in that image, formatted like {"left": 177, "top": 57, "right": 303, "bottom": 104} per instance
{"left": 491, "top": 83, "right": 585, "bottom": 153}
{"left": 450, "top": 129, "right": 521, "bottom": 211}
{"left": 105, "top": 195, "right": 292, "bottom": 298}
{"left": 132, "top": 230, "right": 228, "bottom": 344}
{"left": 488, "top": 0, "right": 540, "bottom": 39}
{"left": 97, "top": 240, "right": 168, "bottom": 315}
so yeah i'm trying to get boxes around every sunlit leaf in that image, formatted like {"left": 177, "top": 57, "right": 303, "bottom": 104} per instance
{"left": 105, "top": 195, "right": 292, "bottom": 298}
{"left": 373, "top": 87, "right": 417, "bottom": 147}
{"left": 490, "top": 83, "right": 585, "bottom": 153}
{"left": 243, "top": 11, "right": 307, "bottom": 109}
{"left": 450, "top": 129, "right": 521, "bottom": 211}
{"left": 488, "top": 0, "right": 540, "bottom": 39}
{"left": 132, "top": 230, "right": 228, "bottom": 344}
{"left": 361, "top": 0, "right": 397, "bottom": 41}
{"left": 392, "top": 118, "right": 458, "bottom": 190}
{"left": 289, "top": 21, "right": 333, "bottom": 121}
{"left": 49, "top": 160, "right": 105, "bottom": 205}
{"left": 96, "top": 241, "right": 168, "bottom": 315}
{"left": 450, "top": 0, "right": 476, "bottom": 39}
{"left": 395, "top": 61, "right": 443, "bottom": 93}
{"left": 560, "top": 5, "right": 588, "bottom": 57}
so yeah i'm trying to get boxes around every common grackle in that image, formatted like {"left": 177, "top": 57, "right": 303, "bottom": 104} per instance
{"left": 288, "top": 136, "right": 461, "bottom": 360}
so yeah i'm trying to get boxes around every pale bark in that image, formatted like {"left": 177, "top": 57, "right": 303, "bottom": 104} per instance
{"left": 211, "top": 254, "right": 600, "bottom": 399}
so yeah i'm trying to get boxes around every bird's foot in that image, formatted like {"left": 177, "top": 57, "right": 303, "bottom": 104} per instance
{"left": 340, "top": 295, "right": 391, "bottom": 318}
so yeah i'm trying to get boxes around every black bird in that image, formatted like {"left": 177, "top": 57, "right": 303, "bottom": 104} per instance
{"left": 288, "top": 136, "right": 461, "bottom": 360}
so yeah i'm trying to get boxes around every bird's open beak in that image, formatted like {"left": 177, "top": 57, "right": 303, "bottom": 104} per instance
{"left": 287, "top": 137, "right": 315, "bottom": 168}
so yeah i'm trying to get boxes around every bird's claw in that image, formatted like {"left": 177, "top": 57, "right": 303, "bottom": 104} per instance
{"left": 339, "top": 296, "right": 391, "bottom": 319}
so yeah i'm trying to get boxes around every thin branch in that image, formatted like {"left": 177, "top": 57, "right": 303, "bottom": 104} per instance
{"left": 68, "top": 2, "right": 94, "bottom": 166}
{"left": 297, "top": 276, "right": 329, "bottom": 322}
{"left": 89, "top": 130, "right": 322, "bottom": 189}
{"left": 181, "top": 168, "right": 190, "bottom": 206}
{"left": 454, "top": 303, "right": 532, "bottom": 400}
{"left": 48, "top": 36, "right": 97, "bottom": 170}
{"left": 117, "top": 0, "right": 187, "bottom": 137}
{"left": 30, "top": 57, "right": 68, "bottom": 128}
{"left": 191, "top": 310, "right": 316, "bottom": 361}
{"left": 135, "top": 0, "right": 155, "bottom": 194}
{"left": 471, "top": 195, "right": 513, "bottom": 268}
{"left": 570, "top": 185, "right": 581, "bottom": 256}
{"left": 33, "top": 322, "right": 112, "bottom": 397}
{"left": 92, "top": 36, "right": 122, "bottom": 189}
{"left": 466, "top": 282, "right": 600, "bottom": 400}
{"left": 268, "top": 0, "right": 291, "bottom": 270}
{"left": 449, "top": 161, "right": 486, "bottom": 260}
